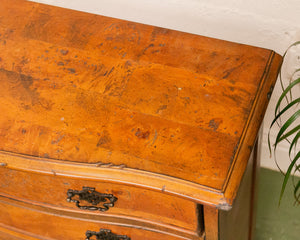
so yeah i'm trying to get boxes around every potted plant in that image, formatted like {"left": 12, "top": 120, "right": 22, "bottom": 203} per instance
{"left": 268, "top": 41, "right": 300, "bottom": 205}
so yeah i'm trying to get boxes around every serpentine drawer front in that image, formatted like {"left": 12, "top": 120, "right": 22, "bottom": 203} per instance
{"left": 0, "top": 0, "right": 282, "bottom": 239}
{"left": 0, "top": 195, "right": 199, "bottom": 240}
{"left": 0, "top": 157, "right": 199, "bottom": 233}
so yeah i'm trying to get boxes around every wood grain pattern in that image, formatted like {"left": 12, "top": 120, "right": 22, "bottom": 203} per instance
{"left": 0, "top": 195, "right": 202, "bottom": 240}
{"left": 0, "top": 223, "right": 47, "bottom": 240}
{"left": 0, "top": 151, "right": 227, "bottom": 209}
{"left": 222, "top": 53, "right": 281, "bottom": 204}
{"left": 0, "top": 1, "right": 283, "bottom": 239}
{"left": 0, "top": 0, "right": 281, "bottom": 207}
{"left": 0, "top": 166, "right": 198, "bottom": 232}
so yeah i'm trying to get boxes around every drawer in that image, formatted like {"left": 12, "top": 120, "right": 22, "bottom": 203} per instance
{"left": 0, "top": 167, "right": 200, "bottom": 234}
{"left": 0, "top": 195, "right": 202, "bottom": 240}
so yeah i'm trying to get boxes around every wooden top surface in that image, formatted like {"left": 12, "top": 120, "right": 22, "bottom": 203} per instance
{"left": 0, "top": 0, "right": 282, "bottom": 207}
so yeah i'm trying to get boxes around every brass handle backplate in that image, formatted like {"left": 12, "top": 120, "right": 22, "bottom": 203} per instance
{"left": 85, "top": 229, "right": 130, "bottom": 240}
{"left": 66, "top": 187, "right": 117, "bottom": 212}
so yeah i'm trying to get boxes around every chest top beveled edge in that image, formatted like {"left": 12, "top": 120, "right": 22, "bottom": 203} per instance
{"left": 0, "top": 0, "right": 282, "bottom": 209}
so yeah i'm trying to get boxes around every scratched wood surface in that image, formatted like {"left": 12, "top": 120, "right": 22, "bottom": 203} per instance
{"left": 0, "top": 0, "right": 281, "bottom": 198}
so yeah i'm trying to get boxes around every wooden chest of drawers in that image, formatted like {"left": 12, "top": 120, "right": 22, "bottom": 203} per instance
{"left": 0, "top": 0, "right": 282, "bottom": 239}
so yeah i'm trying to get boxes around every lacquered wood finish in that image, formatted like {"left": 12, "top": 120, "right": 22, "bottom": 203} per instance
{"left": 0, "top": 196, "right": 201, "bottom": 240}
{"left": 0, "top": 224, "right": 45, "bottom": 240}
{"left": 0, "top": 1, "right": 282, "bottom": 239}
{"left": 0, "top": 0, "right": 281, "bottom": 207}
{"left": 0, "top": 166, "right": 198, "bottom": 232}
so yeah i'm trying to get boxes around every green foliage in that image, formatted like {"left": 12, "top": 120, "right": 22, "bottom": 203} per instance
{"left": 268, "top": 42, "right": 300, "bottom": 205}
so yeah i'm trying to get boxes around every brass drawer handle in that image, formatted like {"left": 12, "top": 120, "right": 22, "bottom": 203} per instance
{"left": 85, "top": 229, "right": 130, "bottom": 240}
{"left": 66, "top": 187, "right": 118, "bottom": 212}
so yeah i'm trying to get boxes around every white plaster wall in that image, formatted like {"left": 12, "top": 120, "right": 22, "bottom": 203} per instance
{"left": 31, "top": 0, "right": 300, "bottom": 173}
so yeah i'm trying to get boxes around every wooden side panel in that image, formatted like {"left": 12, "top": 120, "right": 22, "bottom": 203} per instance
{"left": 218, "top": 142, "right": 258, "bottom": 240}
{"left": 203, "top": 142, "right": 259, "bottom": 240}
{"left": 249, "top": 139, "right": 260, "bottom": 240}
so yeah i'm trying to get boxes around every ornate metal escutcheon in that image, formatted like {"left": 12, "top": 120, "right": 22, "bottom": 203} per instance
{"left": 85, "top": 229, "right": 130, "bottom": 240}
{"left": 66, "top": 187, "right": 117, "bottom": 212}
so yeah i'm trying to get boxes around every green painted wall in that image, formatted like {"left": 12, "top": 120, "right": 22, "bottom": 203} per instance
{"left": 255, "top": 168, "right": 300, "bottom": 240}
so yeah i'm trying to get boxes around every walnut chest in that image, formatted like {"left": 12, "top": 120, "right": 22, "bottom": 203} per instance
{"left": 0, "top": 0, "right": 282, "bottom": 239}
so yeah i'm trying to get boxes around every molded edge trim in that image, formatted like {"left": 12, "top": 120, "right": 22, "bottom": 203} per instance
{"left": 0, "top": 150, "right": 231, "bottom": 210}
{"left": 0, "top": 194, "right": 200, "bottom": 240}
{"left": 222, "top": 51, "right": 282, "bottom": 204}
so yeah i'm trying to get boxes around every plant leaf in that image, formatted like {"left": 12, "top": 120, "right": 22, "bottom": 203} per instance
{"left": 279, "top": 41, "right": 300, "bottom": 103}
{"left": 294, "top": 180, "right": 300, "bottom": 203}
{"left": 288, "top": 68, "right": 300, "bottom": 101}
{"left": 270, "top": 41, "right": 300, "bottom": 204}
{"left": 280, "top": 151, "right": 300, "bottom": 205}
{"left": 267, "top": 98, "right": 300, "bottom": 156}
{"left": 278, "top": 124, "right": 300, "bottom": 143}
{"left": 292, "top": 68, "right": 300, "bottom": 79}
{"left": 282, "top": 41, "right": 300, "bottom": 60}
{"left": 275, "top": 78, "right": 300, "bottom": 116}
{"left": 274, "top": 110, "right": 300, "bottom": 149}
{"left": 289, "top": 131, "right": 300, "bottom": 157}
{"left": 271, "top": 98, "right": 300, "bottom": 128}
